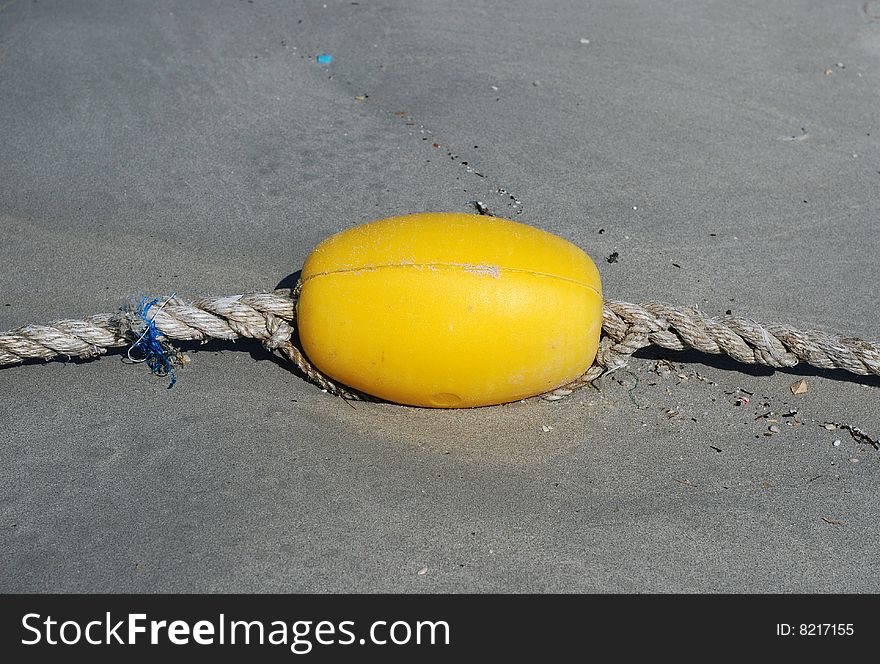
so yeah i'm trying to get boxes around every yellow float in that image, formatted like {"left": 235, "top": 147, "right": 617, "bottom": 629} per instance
{"left": 296, "top": 212, "right": 603, "bottom": 407}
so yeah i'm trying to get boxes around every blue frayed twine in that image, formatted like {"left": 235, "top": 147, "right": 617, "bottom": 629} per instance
{"left": 127, "top": 294, "right": 179, "bottom": 388}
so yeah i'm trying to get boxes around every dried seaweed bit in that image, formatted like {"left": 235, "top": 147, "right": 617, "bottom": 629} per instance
{"left": 472, "top": 201, "right": 491, "bottom": 216}
{"left": 821, "top": 516, "right": 843, "bottom": 526}
{"left": 823, "top": 422, "right": 879, "bottom": 450}
{"left": 606, "top": 251, "right": 619, "bottom": 264}
{"left": 650, "top": 359, "right": 676, "bottom": 375}
{"left": 843, "top": 424, "right": 879, "bottom": 450}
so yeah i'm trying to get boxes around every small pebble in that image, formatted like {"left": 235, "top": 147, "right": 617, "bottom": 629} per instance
{"left": 790, "top": 378, "right": 808, "bottom": 395}
{"left": 833, "top": 440, "right": 841, "bottom": 447}
{"left": 768, "top": 425, "right": 780, "bottom": 433}
{"left": 851, "top": 458, "right": 860, "bottom": 464}
{"left": 532, "top": 80, "right": 541, "bottom": 86}
{"left": 541, "top": 425, "right": 553, "bottom": 432}
{"left": 579, "top": 38, "right": 590, "bottom": 44}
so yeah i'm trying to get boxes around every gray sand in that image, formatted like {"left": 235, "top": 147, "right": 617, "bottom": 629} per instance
{"left": 1, "top": 0, "right": 878, "bottom": 592}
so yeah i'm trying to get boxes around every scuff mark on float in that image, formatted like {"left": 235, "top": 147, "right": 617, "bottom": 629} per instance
{"left": 459, "top": 263, "right": 501, "bottom": 278}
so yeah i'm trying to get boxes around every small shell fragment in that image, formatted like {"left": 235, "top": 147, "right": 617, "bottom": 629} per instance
{"left": 790, "top": 378, "right": 808, "bottom": 395}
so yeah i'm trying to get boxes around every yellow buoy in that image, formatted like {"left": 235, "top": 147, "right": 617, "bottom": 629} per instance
{"left": 297, "top": 212, "right": 603, "bottom": 407}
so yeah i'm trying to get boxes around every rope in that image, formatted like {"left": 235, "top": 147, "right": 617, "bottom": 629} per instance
{"left": 543, "top": 300, "right": 880, "bottom": 399}
{"left": 1, "top": 290, "right": 877, "bottom": 401}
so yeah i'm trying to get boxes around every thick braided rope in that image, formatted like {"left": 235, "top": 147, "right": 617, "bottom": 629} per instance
{"left": 0, "top": 290, "right": 361, "bottom": 400}
{"left": 1, "top": 292, "right": 878, "bottom": 400}
{"left": 543, "top": 300, "right": 880, "bottom": 399}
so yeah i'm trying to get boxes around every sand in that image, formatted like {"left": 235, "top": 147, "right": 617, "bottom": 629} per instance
{"left": 1, "top": 0, "right": 878, "bottom": 592}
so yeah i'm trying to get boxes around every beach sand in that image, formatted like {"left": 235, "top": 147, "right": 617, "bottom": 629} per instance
{"left": 1, "top": 0, "right": 878, "bottom": 592}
